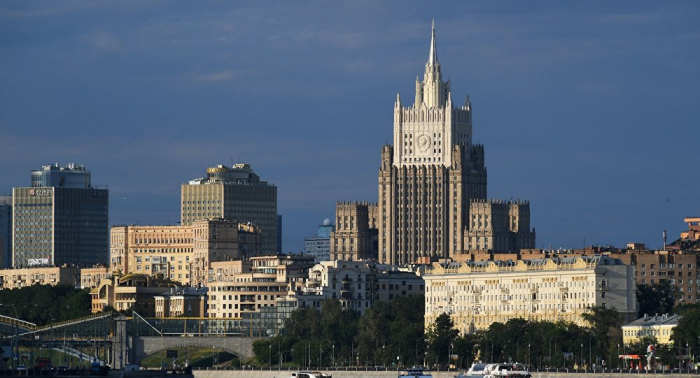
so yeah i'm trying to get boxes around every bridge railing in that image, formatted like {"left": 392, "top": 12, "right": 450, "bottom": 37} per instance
{"left": 33, "top": 312, "right": 114, "bottom": 332}
{"left": 0, "top": 314, "right": 37, "bottom": 331}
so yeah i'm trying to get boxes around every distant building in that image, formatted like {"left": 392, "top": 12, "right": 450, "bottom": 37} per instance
{"left": 110, "top": 219, "right": 262, "bottom": 287}
{"left": 465, "top": 199, "right": 536, "bottom": 252}
{"left": 12, "top": 163, "right": 108, "bottom": 267}
{"left": 304, "top": 219, "right": 335, "bottom": 262}
{"left": 90, "top": 273, "right": 176, "bottom": 315}
{"left": 154, "top": 287, "right": 208, "bottom": 318}
{"left": 622, "top": 313, "right": 681, "bottom": 345}
{"left": 375, "top": 269, "right": 425, "bottom": 302}
{"left": 668, "top": 217, "right": 700, "bottom": 252}
{"left": 206, "top": 254, "right": 315, "bottom": 319}
{"left": 330, "top": 202, "right": 378, "bottom": 261}
{"left": 181, "top": 163, "right": 279, "bottom": 254}
{"left": 423, "top": 255, "right": 637, "bottom": 334}
{"left": 609, "top": 249, "right": 699, "bottom": 305}
{"left": 0, "top": 266, "right": 80, "bottom": 289}
{"left": 378, "top": 23, "right": 534, "bottom": 265}
{"left": 0, "top": 195, "right": 11, "bottom": 269}
{"left": 79, "top": 266, "right": 111, "bottom": 289}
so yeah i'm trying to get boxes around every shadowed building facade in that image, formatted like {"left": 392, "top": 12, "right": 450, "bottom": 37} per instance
{"left": 12, "top": 163, "right": 108, "bottom": 268}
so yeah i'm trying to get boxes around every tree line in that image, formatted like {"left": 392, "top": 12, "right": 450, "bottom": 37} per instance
{"left": 253, "top": 293, "right": 700, "bottom": 370}
{"left": 0, "top": 284, "right": 91, "bottom": 325}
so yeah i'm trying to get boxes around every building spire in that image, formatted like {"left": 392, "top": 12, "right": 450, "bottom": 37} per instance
{"left": 428, "top": 19, "right": 438, "bottom": 65}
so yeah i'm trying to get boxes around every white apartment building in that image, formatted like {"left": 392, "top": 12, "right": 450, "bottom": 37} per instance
{"left": 424, "top": 255, "right": 636, "bottom": 334}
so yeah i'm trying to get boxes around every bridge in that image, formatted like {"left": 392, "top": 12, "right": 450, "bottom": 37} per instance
{"left": 0, "top": 313, "right": 260, "bottom": 369}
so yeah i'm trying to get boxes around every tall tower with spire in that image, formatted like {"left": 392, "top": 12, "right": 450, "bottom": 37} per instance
{"left": 378, "top": 21, "right": 488, "bottom": 265}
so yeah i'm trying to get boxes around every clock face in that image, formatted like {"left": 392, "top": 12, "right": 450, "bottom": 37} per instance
{"left": 417, "top": 134, "right": 431, "bottom": 152}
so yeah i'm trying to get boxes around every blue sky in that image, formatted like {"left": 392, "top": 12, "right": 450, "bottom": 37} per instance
{"left": 1, "top": 1, "right": 698, "bottom": 252}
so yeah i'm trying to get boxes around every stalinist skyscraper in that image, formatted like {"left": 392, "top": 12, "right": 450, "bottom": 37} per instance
{"left": 378, "top": 22, "right": 534, "bottom": 265}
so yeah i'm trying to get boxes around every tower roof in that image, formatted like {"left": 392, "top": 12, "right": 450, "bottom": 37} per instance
{"left": 428, "top": 19, "right": 438, "bottom": 65}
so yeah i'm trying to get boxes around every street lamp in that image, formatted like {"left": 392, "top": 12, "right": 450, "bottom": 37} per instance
{"left": 0, "top": 304, "right": 18, "bottom": 371}
{"left": 580, "top": 343, "right": 583, "bottom": 370}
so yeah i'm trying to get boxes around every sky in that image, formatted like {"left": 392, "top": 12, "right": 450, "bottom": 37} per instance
{"left": 1, "top": 1, "right": 698, "bottom": 253}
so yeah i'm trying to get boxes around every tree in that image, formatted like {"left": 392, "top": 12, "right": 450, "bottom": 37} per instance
{"left": 582, "top": 306, "right": 623, "bottom": 367}
{"left": 425, "top": 313, "right": 458, "bottom": 367}
{"left": 637, "top": 282, "right": 677, "bottom": 317}
{"left": 0, "top": 284, "right": 91, "bottom": 325}
{"left": 671, "top": 303, "right": 700, "bottom": 366}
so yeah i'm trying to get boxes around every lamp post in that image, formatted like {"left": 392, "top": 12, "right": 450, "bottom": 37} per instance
{"left": 580, "top": 343, "right": 583, "bottom": 370}
{"left": 549, "top": 337, "right": 555, "bottom": 368}
{"left": 588, "top": 337, "right": 592, "bottom": 371}
{"left": 0, "top": 304, "right": 18, "bottom": 372}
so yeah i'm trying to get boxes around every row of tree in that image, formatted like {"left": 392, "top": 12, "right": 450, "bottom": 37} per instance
{"left": 0, "top": 284, "right": 91, "bottom": 325}
{"left": 253, "top": 295, "right": 700, "bottom": 370}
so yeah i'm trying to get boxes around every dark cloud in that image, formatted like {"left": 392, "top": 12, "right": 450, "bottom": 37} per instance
{"left": 1, "top": 1, "right": 698, "bottom": 252}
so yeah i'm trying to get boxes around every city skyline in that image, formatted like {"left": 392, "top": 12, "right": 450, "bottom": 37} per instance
{"left": 1, "top": 1, "right": 698, "bottom": 253}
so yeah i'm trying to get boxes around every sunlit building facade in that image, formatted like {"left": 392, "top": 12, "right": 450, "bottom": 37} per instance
{"left": 424, "top": 255, "right": 637, "bottom": 334}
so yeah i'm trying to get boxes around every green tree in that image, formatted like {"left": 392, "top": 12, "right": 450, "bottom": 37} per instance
{"left": 582, "top": 306, "right": 623, "bottom": 368}
{"left": 671, "top": 303, "right": 700, "bottom": 366}
{"left": 0, "top": 284, "right": 91, "bottom": 325}
{"left": 637, "top": 282, "right": 677, "bottom": 317}
{"left": 425, "top": 313, "right": 458, "bottom": 367}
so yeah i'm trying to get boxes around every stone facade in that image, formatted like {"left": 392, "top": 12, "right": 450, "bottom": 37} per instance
{"left": 109, "top": 219, "right": 261, "bottom": 287}
{"left": 90, "top": 273, "right": 175, "bottom": 315}
{"left": 181, "top": 163, "right": 278, "bottom": 254}
{"left": 79, "top": 266, "right": 111, "bottom": 289}
{"left": 330, "top": 202, "right": 377, "bottom": 261}
{"left": 465, "top": 199, "right": 536, "bottom": 252}
{"left": 206, "top": 255, "right": 315, "bottom": 319}
{"left": 154, "top": 287, "right": 208, "bottom": 318}
{"left": 423, "top": 255, "right": 637, "bottom": 334}
{"left": 378, "top": 23, "right": 533, "bottom": 265}
{"left": 0, "top": 265, "right": 80, "bottom": 289}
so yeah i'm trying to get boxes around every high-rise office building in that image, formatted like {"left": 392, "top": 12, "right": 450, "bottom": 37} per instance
{"left": 378, "top": 22, "right": 534, "bottom": 265}
{"left": 181, "top": 163, "right": 279, "bottom": 254}
{"left": 0, "top": 195, "right": 12, "bottom": 269}
{"left": 12, "top": 163, "right": 109, "bottom": 267}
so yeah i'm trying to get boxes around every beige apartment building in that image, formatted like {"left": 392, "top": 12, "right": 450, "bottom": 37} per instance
{"left": 465, "top": 199, "right": 535, "bottom": 252}
{"left": 90, "top": 273, "right": 175, "bottom": 315}
{"left": 0, "top": 266, "right": 80, "bottom": 289}
{"left": 154, "top": 287, "right": 208, "bottom": 318}
{"left": 330, "top": 202, "right": 377, "bottom": 261}
{"left": 181, "top": 163, "right": 278, "bottom": 254}
{"left": 423, "top": 255, "right": 637, "bottom": 334}
{"left": 110, "top": 219, "right": 261, "bottom": 287}
{"left": 79, "top": 266, "right": 110, "bottom": 289}
{"left": 206, "top": 254, "right": 315, "bottom": 318}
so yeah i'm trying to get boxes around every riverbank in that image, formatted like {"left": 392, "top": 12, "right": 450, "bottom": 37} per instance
{"left": 193, "top": 369, "right": 696, "bottom": 378}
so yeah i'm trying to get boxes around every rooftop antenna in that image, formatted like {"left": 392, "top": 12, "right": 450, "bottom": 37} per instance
{"left": 663, "top": 230, "right": 667, "bottom": 250}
